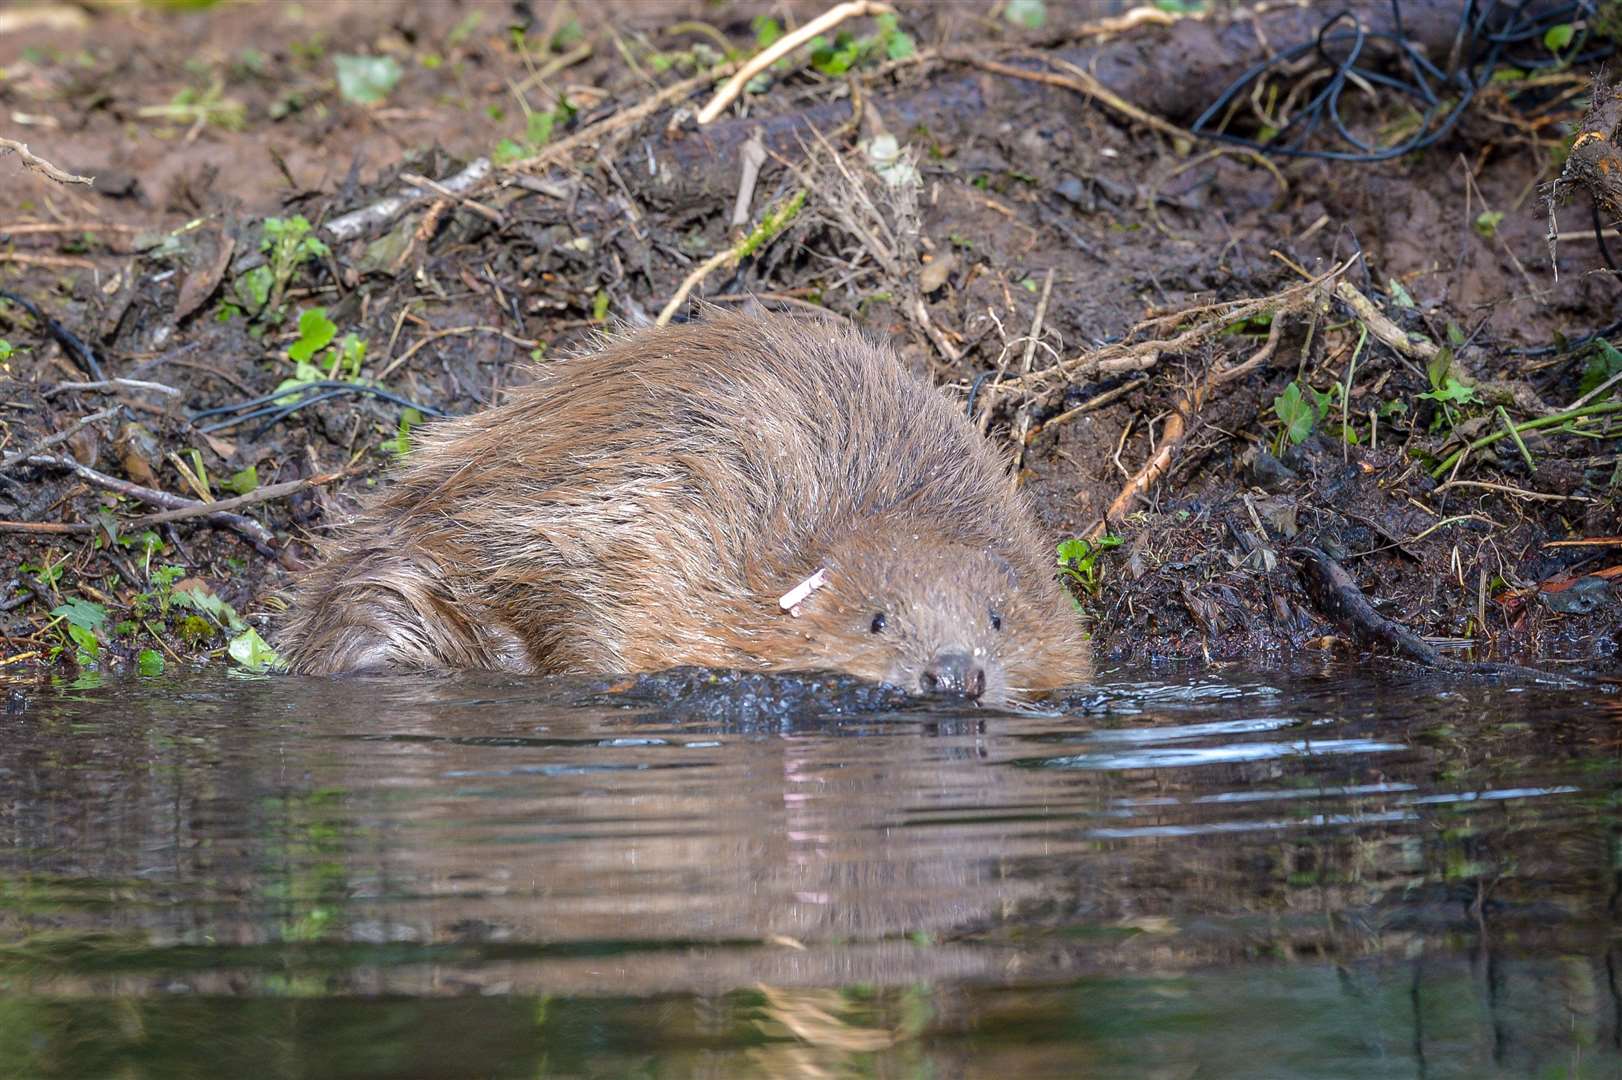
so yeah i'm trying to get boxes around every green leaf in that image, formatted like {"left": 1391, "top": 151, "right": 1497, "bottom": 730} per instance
{"left": 526, "top": 108, "right": 557, "bottom": 147}
{"left": 1419, "top": 379, "right": 1479, "bottom": 406}
{"left": 591, "top": 289, "right": 610, "bottom": 322}
{"left": 752, "top": 15, "right": 783, "bottom": 49}
{"left": 136, "top": 649, "right": 165, "bottom": 676}
{"left": 289, "top": 307, "right": 337, "bottom": 363}
{"left": 334, "top": 54, "right": 402, "bottom": 105}
{"left": 1386, "top": 279, "right": 1415, "bottom": 309}
{"left": 223, "top": 465, "right": 259, "bottom": 496}
{"left": 173, "top": 584, "right": 246, "bottom": 632}
{"left": 234, "top": 265, "right": 273, "bottom": 311}
{"left": 67, "top": 623, "right": 99, "bottom": 659}
{"left": 1473, "top": 210, "right": 1504, "bottom": 238}
{"left": 51, "top": 597, "right": 108, "bottom": 632}
{"left": 1006, "top": 0, "right": 1047, "bottom": 29}
{"left": 0, "top": 339, "right": 13, "bottom": 361}
{"left": 1578, "top": 339, "right": 1622, "bottom": 397}
{"left": 1544, "top": 22, "right": 1574, "bottom": 52}
{"left": 1272, "top": 382, "right": 1316, "bottom": 445}
{"left": 492, "top": 137, "right": 526, "bottom": 166}
{"left": 228, "top": 628, "right": 286, "bottom": 673}
{"left": 1426, "top": 346, "right": 1454, "bottom": 391}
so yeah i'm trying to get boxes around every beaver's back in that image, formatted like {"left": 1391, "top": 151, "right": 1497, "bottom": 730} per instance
{"left": 279, "top": 310, "right": 1082, "bottom": 694}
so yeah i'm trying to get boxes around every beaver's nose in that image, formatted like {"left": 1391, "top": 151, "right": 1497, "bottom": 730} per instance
{"left": 919, "top": 651, "right": 986, "bottom": 699}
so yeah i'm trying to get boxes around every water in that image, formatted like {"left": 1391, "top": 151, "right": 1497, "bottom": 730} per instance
{"left": 2, "top": 665, "right": 1618, "bottom": 1079}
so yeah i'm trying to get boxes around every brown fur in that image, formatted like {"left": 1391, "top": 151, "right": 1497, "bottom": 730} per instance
{"left": 278, "top": 310, "right": 1090, "bottom": 704}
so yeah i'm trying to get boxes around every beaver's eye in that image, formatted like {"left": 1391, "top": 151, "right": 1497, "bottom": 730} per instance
{"left": 990, "top": 609, "right": 1003, "bottom": 631}
{"left": 870, "top": 612, "right": 888, "bottom": 634}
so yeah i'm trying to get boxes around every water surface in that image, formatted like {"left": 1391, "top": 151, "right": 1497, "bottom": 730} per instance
{"left": 3, "top": 665, "right": 1618, "bottom": 1078}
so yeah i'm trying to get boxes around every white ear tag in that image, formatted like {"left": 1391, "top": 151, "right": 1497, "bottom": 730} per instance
{"left": 778, "top": 567, "right": 829, "bottom": 618}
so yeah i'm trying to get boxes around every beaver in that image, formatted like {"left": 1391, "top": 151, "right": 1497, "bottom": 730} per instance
{"left": 278, "top": 309, "right": 1090, "bottom": 705}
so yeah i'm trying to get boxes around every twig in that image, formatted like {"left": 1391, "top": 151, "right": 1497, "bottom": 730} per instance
{"left": 947, "top": 52, "right": 1192, "bottom": 143}
{"left": 398, "top": 172, "right": 505, "bottom": 226}
{"left": 46, "top": 377, "right": 181, "bottom": 398}
{"left": 0, "top": 137, "right": 92, "bottom": 185}
{"left": 0, "top": 406, "right": 120, "bottom": 471}
{"left": 656, "top": 190, "right": 806, "bottom": 325}
{"left": 20, "top": 454, "right": 276, "bottom": 552}
{"left": 1012, "top": 268, "right": 1055, "bottom": 471}
{"left": 697, "top": 1, "right": 894, "bottom": 125}
{"left": 1333, "top": 280, "right": 1438, "bottom": 362}
{"left": 118, "top": 472, "right": 344, "bottom": 528}
{"left": 1544, "top": 536, "right": 1622, "bottom": 548}
{"left": 1434, "top": 479, "right": 1589, "bottom": 503}
{"left": 377, "top": 325, "right": 541, "bottom": 381}
{"left": 322, "top": 157, "right": 493, "bottom": 243}
{"left": 508, "top": 61, "right": 739, "bottom": 174}
{"left": 1087, "top": 319, "right": 1282, "bottom": 538}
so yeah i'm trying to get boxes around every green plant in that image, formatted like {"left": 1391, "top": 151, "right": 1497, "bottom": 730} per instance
{"left": 1418, "top": 348, "right": 1479, "bottom": 431}
{"left": 808, "top": 12, "right": 914, "bottom": 75}
{"left": 230, "top": 216, "right": 330, "bottom": 322}
{"left": 50, "top": 598, "right": 108, "bottom": 665}
{"left": 1005, "top": 0, "right": 1046, "bottom": 29}
{"left": 1473, "top": 210, "right": 1504, "bottom": 238}
{"left": 0, "top": 339, "right": 13, "bottom": 361}
{"left": 229, "top": 627, "right": 286, "bottom": 673}
{"left": 1058, "top": 536, "right": 1122, "bottom": 599}
{"left": 379, "top": 407, "right": 423, "bottom": 459}
{"left": 1579, "top": 339, "right": 1622, "bottom": 398}
{"left": 335, "top": 54, "right": 402, "bottom": 104}
{"left": 273, "top": 308, "right": 368, "bottom": 399}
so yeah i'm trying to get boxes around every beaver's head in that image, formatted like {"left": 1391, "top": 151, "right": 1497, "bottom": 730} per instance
{"left": 776, "top": 512, "right": 1089, "bottom": 707}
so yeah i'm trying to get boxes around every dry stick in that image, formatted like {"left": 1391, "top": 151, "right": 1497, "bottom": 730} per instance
{"left": 0, "top": 137, "right": 92, "bottom": 185}
{"left": 0, "top": 473, "right": 342, "bottom": 534}
{"left": 1011, "top": 268, "right": 1056, "bottom": 473}
{"left": 377, "top": 325, "right": 542, "bottom": 381}
{"left": 1544, "top": 536, "right": 1622, "bottom": 548}
{"left": 1333, "top": 280, "right": 1438, "bottom": 362}
{"left": 696, "top": 0, "right": 894, "bottom": 125}
{"left": 656, "top": 190, "right": 805, "bottom": 325}
{"left": 322, "top": 158, "right": 493, "bottom": 243}
{"left": 947, "top": 53, "right": 1192, "bottom": 143}
{"left": 509, "top": 61, "right": 739, "bottom": 175}
{"left": 398, "top": 172, "right": 505, "bottom": 225}
{"left": 116, "top": 472, "right": 344, "bottom": 528}
{"left": 46, "top": 377, "right": 181, "bottom": 398}
{"left": 20, "top": 454, "right": 276, "bottom": 551}
{"left": 1016, "top": 257, "right": 1351, "bottom": 394}
{"left": 0, "top": 221, "right": 139, "bottom": 236}
{"left": 1086, "top": 317, "right": 1283, "bottom": 541}
{"left": 0, "top": 406, "right": 120, "bottom": 471}
{"left": 1434, "top": 479, "right": 1590, "bottom": 503}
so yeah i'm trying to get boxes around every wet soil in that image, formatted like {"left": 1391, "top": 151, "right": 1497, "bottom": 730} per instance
{"left": 1, "top": 0, "right": 1619, "bottom": 677}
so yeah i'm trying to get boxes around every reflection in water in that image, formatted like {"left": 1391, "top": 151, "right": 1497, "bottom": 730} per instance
{"left": 0, "top": 666, "right": 1618, "bottom": 1077}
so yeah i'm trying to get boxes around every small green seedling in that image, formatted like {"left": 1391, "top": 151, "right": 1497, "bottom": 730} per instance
{"left": 1005, "top": 0, "right": 1046, "bottom": 29}
{"left": 1419, "top": 347, "right": 1479, "bottom": 431}
{"left": 808, "top": 11, "right": 914, "bottom": 75}
{"left": 334, "top": 54, "right": 402, "bottom": 105}
{"left": 1058, "top": 536, "right": 1122, "bottom": 601}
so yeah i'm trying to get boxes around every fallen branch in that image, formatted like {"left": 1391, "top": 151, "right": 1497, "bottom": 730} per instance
{"left": 0, "top": 137, "right": 92, "bottom": 185}
{"left": 322, "top": 157, "right": 493, "bottom": 243}
{"left": 20, "top": 454, "right": 277, "bottom": 553}
{"left": 697, "top": 1, "right": 894, "bottom": 125}
{"left": 1291, "top": 545, "right": 1445, "bottom": 665}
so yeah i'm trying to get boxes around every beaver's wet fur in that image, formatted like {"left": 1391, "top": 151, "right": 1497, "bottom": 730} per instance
{"left": 279, "top": 310, "right": 1090, "bottom": 705}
